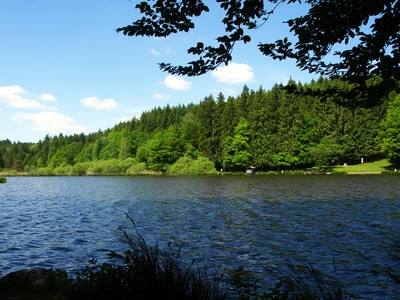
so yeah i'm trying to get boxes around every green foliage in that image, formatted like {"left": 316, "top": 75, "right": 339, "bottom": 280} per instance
{"left": 53, "top": 165, "right": 72, "bottom": 176}
{"left": 167, "top": 156, "right": 218, "bottom": 175}
{"left": 0, "top": 78, "right": 393, "bottom": 174}
{"left": 189, "top": 157, "right": 218, "bottom": 175}
{"left": 223, "top": 118, "right": 252, "bottom": 171}
{"left": 379, "top": 94, "right": 400, "bottom": 162}
{"left": 85, "top": 158, "right": 139, "bottom": 175}
{"left": 34, "top": 167, "right": 55, "bottom": 176}
{"left": 197, "top": 96, "right": 218, "bottom": 161}
{"left": 273, "top": 152, "right": 299, "bottom": 169}
{"left": 51, "top": 143, "right": 81, "bottom": 167}
{"left": 70, "top": 163, "right": 90, "bottom": 176}
{"left": 0, "top": 177, "right": 6, "bottom": 183}
{"left": 309, "top": 138, "right": 343, "bottom": 167}
{"left": 126, "top": 162, "right": 148, "bottom": 175}
{"left": 118, "top": 0, "right": 400, "bottom": 101}
{"left": 146, "top": 126, "right": 185, "bottom": 172}
{"left": 167, "top": 156, "right": 193, "bottom": 175}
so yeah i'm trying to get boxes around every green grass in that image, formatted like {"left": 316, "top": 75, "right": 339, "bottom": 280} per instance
{"left": 332, "top": 159, "right": 394, "bottom": 173}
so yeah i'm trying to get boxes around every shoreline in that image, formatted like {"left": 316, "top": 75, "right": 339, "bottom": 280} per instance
{"left": 1, "top": 171, "right": 398, "bottom": 177}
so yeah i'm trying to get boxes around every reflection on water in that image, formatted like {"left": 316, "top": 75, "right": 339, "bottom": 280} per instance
{"left": 0, "top": 175, "right": 399, "bottom": 298}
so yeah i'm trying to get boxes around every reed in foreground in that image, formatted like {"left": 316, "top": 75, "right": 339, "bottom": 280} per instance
{"left": 58, "top": 215, "right": 227, "bottom": 300}
{"left": 57, "top": 215, "right": 359, "bottom": 300}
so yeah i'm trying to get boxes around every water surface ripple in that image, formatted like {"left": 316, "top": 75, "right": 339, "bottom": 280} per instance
{"left": 0, "top": 175, "right": 399, "bottom": 298}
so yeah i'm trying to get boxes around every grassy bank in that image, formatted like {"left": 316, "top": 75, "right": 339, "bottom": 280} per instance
{"left": 331, "top": 159, "right": 397, "bottom": 173}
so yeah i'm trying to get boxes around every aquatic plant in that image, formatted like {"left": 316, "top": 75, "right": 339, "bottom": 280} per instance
{"left": 0, "top": 177, "right": 6, "bottom": 183}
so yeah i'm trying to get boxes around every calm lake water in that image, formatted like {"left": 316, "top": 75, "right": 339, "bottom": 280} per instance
{"left": 1, "top": 175, "right": 399, "bottom": 298}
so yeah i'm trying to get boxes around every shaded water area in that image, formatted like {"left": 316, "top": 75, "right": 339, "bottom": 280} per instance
{"left": 0, "top": 175, "right": 399, "bottom": 298}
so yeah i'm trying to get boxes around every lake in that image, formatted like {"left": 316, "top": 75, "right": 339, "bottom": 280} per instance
{"left": 0, "top": 175, "right": 399, "bottom": 298}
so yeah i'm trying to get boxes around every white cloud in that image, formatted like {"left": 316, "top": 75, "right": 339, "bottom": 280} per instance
{"left": 0, "top": 85, "right": 25, "bottom": 96}
{"left": 164, "top": 75, "right": 192, "bottom": 90}
{"left": 0, "top": 85, "right": 45, "bottom": 109}
{"left": 40, "top": 93, "right": 56, "bottom": 102}
{"left": 150, "top": 48, "right": 160, "bottom": 55}
{"left": 81, "top": 96, "right": 118, "bottom": 110}
{"left": 0, "top": 85, "right": 58, "bottom": 109}
{"left": 211, "top": 63, "right": 254, "bottom": 84}
{"left": 153, "top": 93, "right": 165, "bottom": 99}
{"left": 12, "top": 112, "right": 88, "bottom": 135}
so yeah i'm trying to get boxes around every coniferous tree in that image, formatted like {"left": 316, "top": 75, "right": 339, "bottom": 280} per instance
{"left": 197, "top": 95, "right": 217, "bottom": 160}
{"left": 213, "top": 92, "right": 226, "bottom": 169}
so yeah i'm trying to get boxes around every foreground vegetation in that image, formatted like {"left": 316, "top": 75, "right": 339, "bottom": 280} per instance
{"left": 58, "top": 218, "right": 354, "bottom": 299}
{"left": 1, "top": 215, "right": 398, "bottom": 299}
{"left": 1, "top": 78, "right": 399, "bottom": 176}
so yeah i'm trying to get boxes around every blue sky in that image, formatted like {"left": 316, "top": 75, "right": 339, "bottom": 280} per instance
{"left": 0, "top": 0, "right": 316, "bottom": 143}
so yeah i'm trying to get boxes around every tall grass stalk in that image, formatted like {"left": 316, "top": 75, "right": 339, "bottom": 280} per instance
{"left": 264, "top": 261, "right": 353, "bottom": 300}
{"left": 60, "top": 214, "right": 227, "bottom": 300}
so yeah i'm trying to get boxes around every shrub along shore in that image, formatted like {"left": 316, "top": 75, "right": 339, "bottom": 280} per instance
{"left": 0, "top": 158, "right": 399, "bottom": 177}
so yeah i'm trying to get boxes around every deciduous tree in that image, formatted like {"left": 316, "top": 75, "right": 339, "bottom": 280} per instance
{"left": 118, "top": 0, "right": 399, "bottom": 98}
{"left": 379, "top": 94, "right": 400, "bottom": 162}
{"left": 223, "top": 118, "right": 252, "bottom": 170}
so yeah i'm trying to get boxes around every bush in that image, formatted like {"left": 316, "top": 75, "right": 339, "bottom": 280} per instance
{"left": 167, "top": 156, "right": 193, "bottom": 175}
{"left": 34, "top": 167, "right": 54, "bottom": 176}
{"left": 70, "top": 163, "right": 89, "bottom": 176}
{"left": 0, "top": 177, "right": 6, "bottom": 183}
{"left": 167, "top": 156, "right": 218, "bottom": 175}
{"left": 126, "top": 162, "right": 148, "bottom": 174}
{"left": 53, "top": 165, "right": 72, "bottom": 176}
{"left": 189, "top": 157, "right": 219, "bottom": 175}
{"left": 87, "top": 161, "right": 105, "bottom": 175}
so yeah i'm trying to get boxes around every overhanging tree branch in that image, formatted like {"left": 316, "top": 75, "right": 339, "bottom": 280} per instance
{"left": 117, "top": 0, "right": 400, "bottom": 96}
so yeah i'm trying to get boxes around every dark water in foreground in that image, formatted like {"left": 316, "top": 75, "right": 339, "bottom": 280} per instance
{"left": 0, "top": 175, "right": 399, "bottom": 298}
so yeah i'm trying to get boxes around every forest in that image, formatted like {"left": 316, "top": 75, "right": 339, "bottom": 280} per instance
{"left": 1, "top": 77, "right": 399, "bottom": 176}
